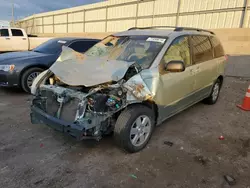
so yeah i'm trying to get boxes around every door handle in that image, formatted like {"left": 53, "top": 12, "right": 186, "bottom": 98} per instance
{"left": 22, "top": 38, "right": 27, "bottom": 40}
{"left": 5, "top": 38, "right": 10, "bottom": 40}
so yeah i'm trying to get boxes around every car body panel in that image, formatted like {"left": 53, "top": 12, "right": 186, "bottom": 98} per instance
{"left": 50, "top": 46, "right": 134, "bottom": 87}
{"left": 9, "top": 28, "right": 29, "bottom": 51}
{"left": 0, "top": 51, "right": 57, "bottom": 87}
{"left": 0, "top": 28, "right": 13, "bottom": 51}
{"left": 157, "top": 84, "right": 213, "bottom": 124}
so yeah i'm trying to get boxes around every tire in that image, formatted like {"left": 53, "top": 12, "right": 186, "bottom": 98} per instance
{"left": 20, "top": 67, "right": 44, "bottom": 93}
{"left": 114, "top": 105, "right": 155, "bottom": 153}
{"left": 203, "top": 79, "right": 222, "bottom": 105}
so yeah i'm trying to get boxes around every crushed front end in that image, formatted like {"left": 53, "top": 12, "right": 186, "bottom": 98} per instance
{"left": 30, "top": 45, "right": 155, "bottom": 141}
{"left": 31, "top": 79, "right": 128, "bottom": 140}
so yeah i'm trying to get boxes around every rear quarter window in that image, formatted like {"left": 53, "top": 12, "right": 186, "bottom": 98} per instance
{"left": 190, "top": 35, "right": 214, "bottom": 64}
{"left": 210, "top": 36, "right": 225, "bottom": 58}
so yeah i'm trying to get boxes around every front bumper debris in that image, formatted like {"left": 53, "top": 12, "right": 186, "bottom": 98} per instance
{"left": 31, "top": 106, "right": 95, "bottom": 140}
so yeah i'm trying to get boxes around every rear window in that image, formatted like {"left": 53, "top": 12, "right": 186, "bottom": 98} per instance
{"left": 210, "top": 36, "right": 225, "bottom": 58}
{"left": 190, "top": 36, "right": 213, "bottom": 64}
{"left": 11, "top": 29, "right": 24, "bottom": 37}
{"left": 0, "top": 29, "right": 9, "bottom": 37}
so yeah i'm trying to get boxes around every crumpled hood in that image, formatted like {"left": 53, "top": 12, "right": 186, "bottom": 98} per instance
{"left": 0, "top": 51, "right": 49, "bottom": 64}
{"left": 50, "top": 46, "right": 134, "bottom": 87}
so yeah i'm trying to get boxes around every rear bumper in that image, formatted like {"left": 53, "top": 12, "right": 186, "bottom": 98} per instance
{"left": 31, "top": 106, "right": 87, "bottom": 140}
{"left": 0, "top": 70, "right": 19, "bottom": 87}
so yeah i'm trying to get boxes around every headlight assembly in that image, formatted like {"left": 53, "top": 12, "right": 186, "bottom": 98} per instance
{"left": 0, "top": 65, "right": 15, "bottom": 72}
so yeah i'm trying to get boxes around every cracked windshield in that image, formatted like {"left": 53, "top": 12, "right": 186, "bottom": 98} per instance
{"left": 84, "top": 35, "right": 167, "bottom": 69}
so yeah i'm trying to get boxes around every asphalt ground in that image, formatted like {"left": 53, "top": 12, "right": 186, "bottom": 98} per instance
{"left": 0, "top": 55, "right": 249, "bottom": 188}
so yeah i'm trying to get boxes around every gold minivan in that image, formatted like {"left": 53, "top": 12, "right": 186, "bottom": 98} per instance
{"left": 31, "top": 27, "right": 227, "bottom": 153}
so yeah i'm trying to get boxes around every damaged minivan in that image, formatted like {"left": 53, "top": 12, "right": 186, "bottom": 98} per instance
{"left": 30, "top": 27, "right": 226, "bottom": 152}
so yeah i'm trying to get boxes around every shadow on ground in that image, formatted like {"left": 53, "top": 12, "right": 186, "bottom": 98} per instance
{"left": 0, "top": 87, "right": 25, "bottom": 95}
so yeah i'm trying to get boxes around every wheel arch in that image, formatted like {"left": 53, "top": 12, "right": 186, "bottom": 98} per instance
{"left": 19, "top": 64, "right": 48, "bottom": 85}
{"left": 125, "top": 100, "right": 159, "bottom": 125}
{"left": 217, "top": 75, "right": 224, "bottom": 87}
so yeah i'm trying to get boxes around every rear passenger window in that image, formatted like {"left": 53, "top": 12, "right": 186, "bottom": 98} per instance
{"left": 11, "top": 29, "right": 24, "bottom": 37}
{"left": 190, "top": 36, "right": 213, "bottom": 64}
{"left": 210, "top": 36, "right": 224, "bottom": 58}
{"left": 0, "top": 29, "right": 9, "bottom": 37}
{"left": 161, "top": 36, "right": 191, "bottom": 66}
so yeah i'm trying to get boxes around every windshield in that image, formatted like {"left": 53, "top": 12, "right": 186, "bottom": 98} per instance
{"left": 85, "top": 35, "right": 167, "bottom": 69}
{"left": 33, "top": 39, "right": 67, "bottom": 54}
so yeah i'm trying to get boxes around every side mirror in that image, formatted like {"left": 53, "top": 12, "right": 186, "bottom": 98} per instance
{"left": 165, "top": 60, "right": 185, "bottom": 72}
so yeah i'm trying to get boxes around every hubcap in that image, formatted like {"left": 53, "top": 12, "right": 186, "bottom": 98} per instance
{"left": 27, "top": 72, "right": 40, "bottom": 88}
{"left": 212, "top": 83, "right": 220, "bottom": 101}
{"left": 130, "top": 115, "right": 152, "bottom": 147}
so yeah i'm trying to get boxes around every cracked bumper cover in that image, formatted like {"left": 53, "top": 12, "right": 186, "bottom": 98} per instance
{"left": 31, "top": 106, "right": 87, "bottom": 140}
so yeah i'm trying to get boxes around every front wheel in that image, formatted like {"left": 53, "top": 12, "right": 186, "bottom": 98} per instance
{"left": 114, "top": 105, "right": 155, "bottom": 153}
{"left": 21, "top": 67, "right": 44, "bottom": 93}
{"left": 203, "top": 79, "right": 222, "bottom": 105}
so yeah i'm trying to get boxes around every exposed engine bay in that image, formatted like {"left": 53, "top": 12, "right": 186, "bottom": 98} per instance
{"left": 30, "top": 45, "right": 155, "bottom": 140}
{"left": 31, "top": 63, "right": 153, "bottom": 140}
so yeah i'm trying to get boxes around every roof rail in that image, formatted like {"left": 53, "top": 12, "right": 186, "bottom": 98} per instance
{"left": 174, "top": 27, "right": 215, "bottom": 35}
{"left": 128, "top": 26, "right": 176, "bottom": 30}
{"left": 128, "top": 26, "right": 215, "bottom": 35}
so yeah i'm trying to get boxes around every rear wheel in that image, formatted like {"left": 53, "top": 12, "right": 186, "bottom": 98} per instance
{"left": 21, "top": 67, "right": 44, "bottom": 93}
{"left": 203, "top": 79, "right": 222, "bottom": 105}
{"left": 114, "top": 105, "right": 155, "bottom": 153}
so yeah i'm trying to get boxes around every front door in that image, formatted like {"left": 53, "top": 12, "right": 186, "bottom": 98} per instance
{"left": 153, "top": 36, "right": 196, "bottom": 121}
{"left": 0, "top": 29, "right": 12, "bottom": 52}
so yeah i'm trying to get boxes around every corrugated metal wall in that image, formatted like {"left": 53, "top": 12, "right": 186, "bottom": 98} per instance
{"left": 16, "top": 0, "right": 250, "bottom": 34}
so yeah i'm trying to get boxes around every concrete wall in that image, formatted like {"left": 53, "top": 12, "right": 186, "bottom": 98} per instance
{"left": 35, "top": 28, "right": 250, "bottom": 55}
{"left": 16, "top": 0, "right": 250, "bottom": 34}
{"left": 212, "top": 28, "right": 250, "bottom": 55}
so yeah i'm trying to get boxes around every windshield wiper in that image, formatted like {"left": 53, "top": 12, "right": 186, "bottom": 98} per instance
{"left": 131, "top": 61, "right": 143, "bottom": 73}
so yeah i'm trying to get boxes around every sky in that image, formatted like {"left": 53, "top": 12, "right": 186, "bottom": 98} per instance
{"left": 0, "top": 0, "right": 103, "bottom": 22}
{"left": 0, "top": 20, "right": 9, "bottom": 27}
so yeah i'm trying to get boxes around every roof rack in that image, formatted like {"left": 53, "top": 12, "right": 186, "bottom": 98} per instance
{"left": 128, "top": 26, "right": 176, "bottom": 30}
{"left": 128, "top": 26, "right": 215, "bottom": 35}
{"left": 174, "top": 27, "right": 215, "bottom": 35}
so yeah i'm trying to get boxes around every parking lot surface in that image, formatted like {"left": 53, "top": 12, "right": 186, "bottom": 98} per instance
{"left": 0, "top": 58, "right": 250, "bottom": 188}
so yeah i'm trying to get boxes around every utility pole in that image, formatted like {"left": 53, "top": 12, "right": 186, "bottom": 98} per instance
{"left": 11, "top": 0, "right": 15, "bottom": 25}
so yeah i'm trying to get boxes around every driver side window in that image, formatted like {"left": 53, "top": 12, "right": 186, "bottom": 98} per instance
{"left": 159, "top": 36, "right": 191, "bottom": 73}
